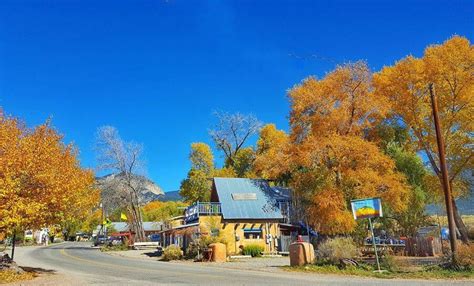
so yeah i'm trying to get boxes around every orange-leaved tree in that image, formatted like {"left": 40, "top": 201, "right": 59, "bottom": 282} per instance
{"left": 0, "top": 110, "right": 99, "bottom": 240}
{"left": 373, "top": 36, "right": 473, "bottom": 243}
{"left": 286, "top": 61, "right": 410, "bottom": 235}
{"left": 254, "top": 124, "right": 290, "bottom": 182}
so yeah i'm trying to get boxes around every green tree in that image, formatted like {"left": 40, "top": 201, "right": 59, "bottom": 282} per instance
{"left": 179, "top": 143, "right": 215, "bottom": 202}
{"left": 385, "top": 143, "right": 431, "bottom": 236}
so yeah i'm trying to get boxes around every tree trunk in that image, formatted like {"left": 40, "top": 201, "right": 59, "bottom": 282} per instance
{"left": 452, "top": 197, "right": 470, "bottom": 244}
{"left": 11, "top": 232, "right": 16, "bottom": 261}
{"left": 447, "top": 181, "right": 470, "bottom": 244}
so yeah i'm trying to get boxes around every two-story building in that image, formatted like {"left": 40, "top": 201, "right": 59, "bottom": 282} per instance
{"left": 161, "top": 177, "right": 299, "bottom": 255}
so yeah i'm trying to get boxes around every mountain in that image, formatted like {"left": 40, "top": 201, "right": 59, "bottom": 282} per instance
{"left": 426, "top": 193, "right": 474, "bottom": 215}
{"left": 96, "top": 173, "right": 164, "bottom": 206}
{"left": 158, "top": 190, "right": 182, "bottom": 202}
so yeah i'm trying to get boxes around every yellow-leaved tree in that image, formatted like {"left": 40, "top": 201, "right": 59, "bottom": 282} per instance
{"left": 284, "top": 61, "right": 410, "bottom": 235}
{"left": 373, "top": 36, "right": 473, "bottom": 243}
{"left": 0, "top": 110, "right": 99, "bottom": 241}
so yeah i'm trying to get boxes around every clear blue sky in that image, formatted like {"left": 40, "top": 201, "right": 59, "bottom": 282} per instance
{"left": 0, "top": 0, "right": 472, "bottom": 192}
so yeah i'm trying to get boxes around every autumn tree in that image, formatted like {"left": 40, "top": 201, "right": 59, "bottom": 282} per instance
{"left": 142, "top": 201, "right": 187, "bottom": 222}
{"left": 285, "top": 61, "right": 410, "bottom": 235}
{"left": 232, "top": 147, "right": 257, "bottom": 178}
{"left": 179, "top": 143, "right": 214, "bottom": 202}
{"left": 254, "top": 124, "right": 290, "bottom": 182}
{"left": 0, "top": 111, "right": 99, "bottom": 244}
{"left": 373, "top": 36, "right": 474, "bottom": 242}
{"left": 209, "top": 111, "right": 262, "bottom": 169}
{"left": 95, "top": 126, "right": 147, "bottom": 242}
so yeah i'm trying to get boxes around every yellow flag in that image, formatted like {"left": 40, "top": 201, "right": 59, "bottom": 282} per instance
{"left": 120, "top": 213, "right": 127, "bottom": 221}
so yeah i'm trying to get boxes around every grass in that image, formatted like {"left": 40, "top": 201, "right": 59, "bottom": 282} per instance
{"left": 0, "top": 270, "right": 36, "bottom": 284}
{"left": 432, "top": 215, "right": 474, "bottom": 227}
{"left": 283, "top": 264, "right": 473, "bottom": 280}
{"left": 99, "top": 244, "right": 129, "bottom": 252}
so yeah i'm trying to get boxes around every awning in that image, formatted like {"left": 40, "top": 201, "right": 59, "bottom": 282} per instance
{"left": 243, "top": 228, "right": 262, "bottom": 233}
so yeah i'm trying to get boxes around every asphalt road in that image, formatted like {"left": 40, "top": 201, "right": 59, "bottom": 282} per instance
{"left": 11, "top": 242, "right": 472, "bottom": 285}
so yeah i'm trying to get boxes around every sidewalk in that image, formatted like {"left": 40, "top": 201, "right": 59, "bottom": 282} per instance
{"left": 105, "top": 249, "right": 290, "bottom": 273}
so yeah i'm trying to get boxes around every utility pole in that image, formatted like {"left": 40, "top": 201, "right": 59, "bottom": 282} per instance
{"left": 429, "top": 84, "right": 457, "bottom": 261}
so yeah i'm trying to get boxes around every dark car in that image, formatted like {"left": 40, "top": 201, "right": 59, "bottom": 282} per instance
{"left": 93, "top": 235, "right": 107, "bottom": 246}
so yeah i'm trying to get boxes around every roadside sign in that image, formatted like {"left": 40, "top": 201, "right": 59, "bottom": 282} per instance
{"left": 351, "top": 197, "right": 383, "bottom": 272}
{"left": 350, "top": 197, "right": 383, "bottom": 220}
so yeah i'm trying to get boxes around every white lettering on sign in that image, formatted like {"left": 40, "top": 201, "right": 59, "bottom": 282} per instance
{"left": 232, "top": 193, "right": 257, "bottom": 200}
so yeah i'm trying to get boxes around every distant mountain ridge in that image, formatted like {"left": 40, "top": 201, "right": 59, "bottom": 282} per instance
{"left": 96, "top": 173, "right": 164, "bottom": 206}
{"left": 158, "top": 190, "right": 182, "bottom": 202}
{"left": 426, "top": 193, "right": 474, "bottom": 215}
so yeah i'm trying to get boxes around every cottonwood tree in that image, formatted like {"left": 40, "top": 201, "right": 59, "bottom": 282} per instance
{"left": 254, "top": 124, "right": 291, "bottom": 182}
{"left": 374, "top": 36, "right": 473, "bottom": 243}
{"left": 95, "top": 126, "right": 147, "bottom": 242}
{"left": 180, "top": 143, "right": 214, "bottom": 202}
{"left": 283, "top": 61, "right": 410, "bottom": 234}
{"left": 209, "top": 111, "right": 262, "bottom": 169}
{"left": 0, "top": 111, "right": 98, "bottom": 247}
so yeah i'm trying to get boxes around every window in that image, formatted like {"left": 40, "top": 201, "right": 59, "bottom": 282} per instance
{"left": 243, "top": 229, "right": 262, "bottom": 239}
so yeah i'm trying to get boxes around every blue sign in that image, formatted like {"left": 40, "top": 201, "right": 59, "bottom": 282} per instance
{"left": 351, "top": 197, "right": 383, "bottom": 220}
{"left": 184, "top": 205, "right": 199, "bottom": 223}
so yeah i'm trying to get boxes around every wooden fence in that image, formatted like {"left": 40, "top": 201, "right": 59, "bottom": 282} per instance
{"left": 404, "top": 237, "right": 443, "bottom": 257}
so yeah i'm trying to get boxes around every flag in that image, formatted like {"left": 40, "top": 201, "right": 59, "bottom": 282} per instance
{"left": 103, "top": 218, "right": 112, "bottom": 226}
{"left": 120, "top": 213, "right": 128, "bottom": 221}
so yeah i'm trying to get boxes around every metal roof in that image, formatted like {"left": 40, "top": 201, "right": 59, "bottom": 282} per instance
{"left": 213, "top": 178, "right": 284, "bottom": 220}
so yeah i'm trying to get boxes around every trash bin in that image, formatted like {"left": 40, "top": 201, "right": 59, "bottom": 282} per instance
{"left": 209, "top": 243, "right": 227, "bottom": 262}
{"left": 289, "top": 236, "right": 315, "bottom": 266}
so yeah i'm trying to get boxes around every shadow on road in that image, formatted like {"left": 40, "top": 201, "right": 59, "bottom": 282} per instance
{"left": 21, "top": 266, "right": 56, "bottom": 274}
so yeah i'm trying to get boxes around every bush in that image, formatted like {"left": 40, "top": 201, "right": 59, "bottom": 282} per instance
{"left": 242, "top": 244, "right": 264, "bottom": 257}
{"left": 162, "top": 245, "right": 183, "bottom": 261}
{"left": 100, "top": 244, "right": 128, "bottom": 252}
{"left": 380, "top": 255, "right": 407, "bottom": 272}
{"left": 456, "top": 243, "right": 474, "bottom": 271}
{"left": 186, "top": 235, "right": 227, "bottom": 260}
{"left": 316, "top": 237, "right": 359, "bottom": 265}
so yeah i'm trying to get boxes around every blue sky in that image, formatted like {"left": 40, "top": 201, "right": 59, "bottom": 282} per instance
{"left": 0, "top": 0, "right": 472, "bottom": 192}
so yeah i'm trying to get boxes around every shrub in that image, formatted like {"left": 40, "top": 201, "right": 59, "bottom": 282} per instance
{"left": 186, "top": 235, "right": 227, "bottom": 260}
{"left": 242, "top": 244, "right": 264, "bottom": 257}
{"left": 316, "top": 237, "right": 359, "bottom": 265}
{"left": 456, "top": 243, "right": 474, "bottom": 271}
{"left": 162, "top": 245, "right": 183, "bottom": 261}
{"left": 380, "top": 255, "right": 408, "bottom": 272}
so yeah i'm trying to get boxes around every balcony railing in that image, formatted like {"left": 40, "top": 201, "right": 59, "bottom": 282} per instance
{"left": 196, "top": 202, "right": 221, "bottom": 215}
{"left": 184, "top": 202, "right": 221, "bottom": 224}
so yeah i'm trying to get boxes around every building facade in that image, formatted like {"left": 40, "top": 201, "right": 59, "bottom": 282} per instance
{"left": 162, "top": 177, "right": 299, "bottom": 255}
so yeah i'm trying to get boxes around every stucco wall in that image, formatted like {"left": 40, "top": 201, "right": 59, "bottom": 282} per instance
{"left": 198, "top": 216, "right": 280, "bottom": 255}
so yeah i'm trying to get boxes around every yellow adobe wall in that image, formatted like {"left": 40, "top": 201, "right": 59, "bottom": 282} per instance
{"left": 198, "top": 216, "right": 280, "bottom": 255}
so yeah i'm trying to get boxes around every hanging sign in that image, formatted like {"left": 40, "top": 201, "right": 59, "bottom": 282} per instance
{"left": 350, "top": 197, "right": 383, "bottom": 220}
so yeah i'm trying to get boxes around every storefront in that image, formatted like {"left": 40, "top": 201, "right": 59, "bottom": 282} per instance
{"left": 162, "top": 178, "right": 295, "bottom": 255}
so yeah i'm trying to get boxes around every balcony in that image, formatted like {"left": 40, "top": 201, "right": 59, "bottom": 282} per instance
{"left": 184, "top": 202, "right": 221, "bottom": 224}
{"left": 196, "top": 202, "right": 222, "bottom": 215}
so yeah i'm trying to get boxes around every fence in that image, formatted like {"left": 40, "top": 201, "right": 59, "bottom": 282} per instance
{"left": 404, "top": 237, "right": 443, "bottom": 257}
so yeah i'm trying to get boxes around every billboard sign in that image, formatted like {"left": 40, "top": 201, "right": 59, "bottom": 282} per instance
{"left": 351, "top": 197, "right": 383, "bottom": 220}
{"left": 184, "top": 205, "right": 199, "bottom": 224}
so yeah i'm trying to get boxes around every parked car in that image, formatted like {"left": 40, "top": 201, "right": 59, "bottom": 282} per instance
{"left": 93, "top": 235, "right": 107, "bottom": 246}
{"left": 107, "top": 236, "right": 124, "bottom": 246}
{"left": 149, "top": 234, "right": 161, "bottom": 242}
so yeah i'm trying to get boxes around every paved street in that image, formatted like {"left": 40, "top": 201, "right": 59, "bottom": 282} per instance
{"left": 9, "top": 242, "right": 471, "bottom": 285}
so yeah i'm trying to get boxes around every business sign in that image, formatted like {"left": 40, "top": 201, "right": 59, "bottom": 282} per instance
{"left": 350, "top": 197, "right": 383, "bottom": 220}
{"left": 231, "top": 193, "right": 257, "bottom": 201}
{"left": 184, "top": 205, "right": 199, "bottom": 223}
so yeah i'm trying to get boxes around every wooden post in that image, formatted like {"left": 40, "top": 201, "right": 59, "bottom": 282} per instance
{"left": 429, "top": 84, "right": 457, "bottom": 260}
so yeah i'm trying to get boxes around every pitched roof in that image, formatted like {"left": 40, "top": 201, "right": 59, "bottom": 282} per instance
{"left": 213, "top": 177, "right": 284, "bottom": 220}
